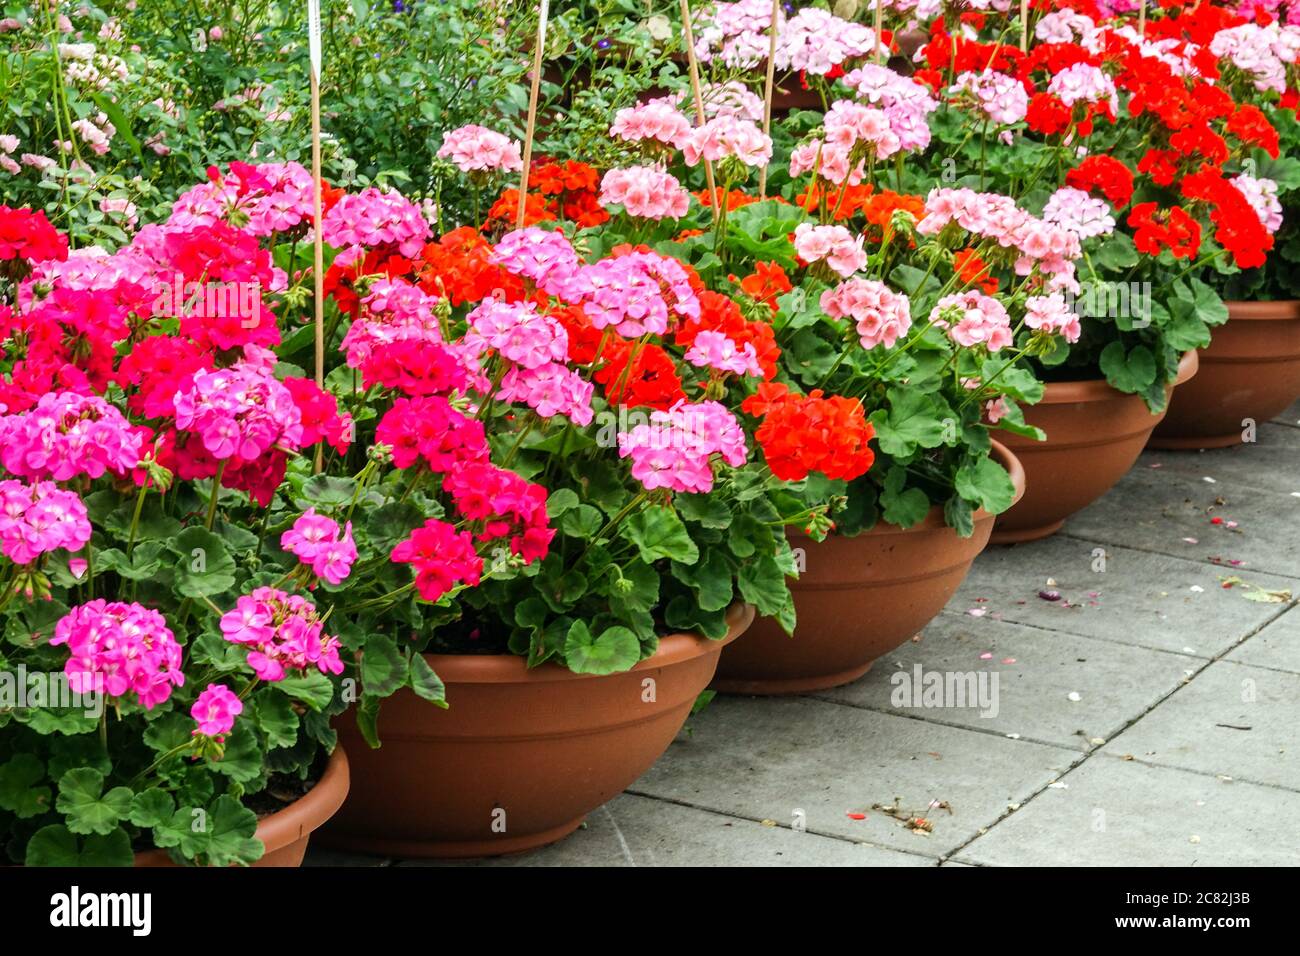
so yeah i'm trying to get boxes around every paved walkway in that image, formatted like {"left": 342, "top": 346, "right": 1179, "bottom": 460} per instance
{"left": 309, "top": 401, "right": 1300, "bottom": 867}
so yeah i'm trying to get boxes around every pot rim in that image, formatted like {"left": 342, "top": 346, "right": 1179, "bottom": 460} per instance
{"left": 1224, "top": 299, "right": 1300, "bottom": 320}
{"left": 132, "top": 745, "right": 350, "bottom": 865}
{"left": 1033, "top": 349, "right": 1198, "bottom": 404}
{"left": 423, "top": 602, "right": 754, "bottom": 684}
{"left": 791, "top": 439, "right": 1025, "bottom": 540}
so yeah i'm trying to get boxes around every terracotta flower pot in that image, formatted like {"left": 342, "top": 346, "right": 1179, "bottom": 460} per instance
{"left": 1150, "top": 300, "right": 1300, "bottom": 449}
{"left": 710, "top": 441, "right": 1025, "bottom": 696}
{"left": 991, "top": 350, "right": 1199, "bottom": 544}
{"left": 133, "top": 745, "right": 350, "bottom": 867}
{"left": 321, "top": 605, "right": 753, "bottom": 858}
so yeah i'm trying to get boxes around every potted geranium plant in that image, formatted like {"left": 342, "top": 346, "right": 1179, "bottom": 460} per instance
{"left": 1143, "top": 6, "right": 1300, "bottom": 447}
{"left": 902, "top": 9, "right": 1283, "bottom": 539}
{"left": 541, "top": 64, "right": 1066, "bottom": 694}
{"left": 0, "top": 201, "right": 351, "bottom": 867}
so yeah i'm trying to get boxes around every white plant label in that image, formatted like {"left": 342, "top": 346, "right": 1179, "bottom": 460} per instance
{"left": 308, "top": 0, "right": 322, "bottom": 80}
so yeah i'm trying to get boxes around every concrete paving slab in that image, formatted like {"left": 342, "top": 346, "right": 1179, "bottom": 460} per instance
{"left": 1063, "top": 461, "right": 1300, "bottom": 578}
{"left": 390, "top": 793, "right": 932, "bottom": 867}
{"left": 1273, "top": 398, "right": 1300, "bottom": 426}
{"left": 304, "top": 847, "right": 390, "bottom": 867}
{"left": 813, "top": 615, "right": 1198, "bottom": 750}
{"left": 1225, "top": 606, "right": 1300, "bottom": 674}
{"left": 953, "top": 534, "right": 1290, "bottom": 657}
{"left": 1141, "top": 423, "right": 1300, "bottom": 497}
{"left": 954, "top": 757, "right": 1300, "bottom": 866}
{"left": 1099, "top": 659, "right": 1300, "bottom": 792}
{"left": 630, "top": 694, "right": 1075, "bottom": 858}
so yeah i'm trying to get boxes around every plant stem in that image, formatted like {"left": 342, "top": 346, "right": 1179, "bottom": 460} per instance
{"left": 205, "top": 462, "right": 227, "bottom": 531}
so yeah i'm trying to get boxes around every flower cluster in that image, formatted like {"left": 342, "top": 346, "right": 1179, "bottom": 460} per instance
{"left": 443, "top": 460, "right": 554, "bottom": 562}
{"left": 599, "top": 166, "right": 691, "bottom": 220}
{"left": 793, "top": 223, "right": 867, "bottom": 278}
{"left": 617, "top": 400, "right": 747, "bottom": 494}
{"left": 0, "top": 206, "right": 69, "bottom": 267}
{"left": 562, "top": 249, "right": 700, "bottom": 338}
{"left": 375, "top": 395, "right": 488, "bottom": 472}
{"left": 191, "top": 683, "right": 243, "bottom": 739}
{"left": 0, "top": 392, "right": 142, "bottom": 481}
{"left": 437, "top": 124, "right": 523, "bottom": 174}
{"left": 683, "top": 116, "right": 773, "bottom": 168}
{"left": 219, "top": 587, "right": 344, "bottom": 681}
{"left": 173, "top": 363, "right": 304, "bottom": 463}
{"left": 281, "top": 508, "right": 358, "bottom": 585}
{"left": 820, "top": 278, "right": 913, "bottom": 350}
{"left": 322, "top": 187, "right": 431, "bottom": 262}
{"left": 52, "top": 600, "right": 184, "bottom": 709}
{"left": 931, "top": 290, "right": 1014, "bottom": 352}
{"left": 917, "top": 188, "right": 1082, "bottom": 292}
{"left": 610, "top": 102, "right": 693, "bottom": 151}
{"left": 390, "top": 518, "right": 484, "bottom": 602}
{"left": 742, "top": 383, "right": 875, "bottom": 482}
{"left": 0, "top": 479, "right": 92, "bottom": 565}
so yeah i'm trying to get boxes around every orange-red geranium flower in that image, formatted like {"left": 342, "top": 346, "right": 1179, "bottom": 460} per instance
{"left": 741, "top": 382, "right": 875, "bottom": 481}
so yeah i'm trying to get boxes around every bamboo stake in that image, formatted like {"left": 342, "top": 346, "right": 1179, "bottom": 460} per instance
{"left": 1020, "top": 0, "right": 1028, "bottom": 52}
{"left": 516, "top": 0, "right": 550, "bottom": 230}
{"left": 758, "top": 0, "right": 780, "bottom": 199}
{"left": 874, "top": 0, "right": 884, "bottom": 64}
{"left": 679, "top": 0, "right": 720, "bottom": 224}
{"left": 1138, "top": 0, "right": 1146, "bottom": 38}
{"left": 308, "top": 0, "right": 325, "bottom": 473}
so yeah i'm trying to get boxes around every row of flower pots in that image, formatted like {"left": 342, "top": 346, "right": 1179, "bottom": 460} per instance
{"left": 316, "top": 313, "right": 1299, "bottom": 859}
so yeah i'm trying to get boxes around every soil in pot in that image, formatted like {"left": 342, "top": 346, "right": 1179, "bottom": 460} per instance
{"left": 1150, "top": 300, "right": 1300, "bottom": 449}
{"left": 320, "top": 604, "right": 753, "bottom": 859}
{"left": 991, "top": 350, "right": 1198, "bottom": 544}
{"left": 133, "top": 745, "right": 350, "bottom": 867}
{"left": 711, "top": 441, "right": 1025, "bottom": 695}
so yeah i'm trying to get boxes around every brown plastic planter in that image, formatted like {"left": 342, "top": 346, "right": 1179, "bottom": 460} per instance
{"left": 991, "top": 350, "right": 1198, "bottom": 544}
{"left": 1150, "top": 300, "right": 1300, "bottom": 449}
{"left": 321, "top": 604, "right": 753, "bottom": 858}
{"left": 133, "top": 746, "right": 350, "bottom": 867}
{"left": 711, "top": 441, "right": 1024, "bottom": 695}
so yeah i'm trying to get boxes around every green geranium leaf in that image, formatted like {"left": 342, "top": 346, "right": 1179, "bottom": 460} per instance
{"left": 56, "top": 768, "right": 134, "bottom": 836}
{"left": 981, "top": 359, "right": 1044, "bottom": 405}
{"left": 271, "top": 671, "right": 337, "bottom": 711}
{"left": 671, "top": 550, "right": 734, "bottom": 612}
{"left": 737, "top": 554, "right": 788, "bottom": 616}
{"left": 254, "top": 691, "right": 301, "bottom": 749}
{"left": 95, "top": 543, "right": 166, "bottom": 581}
{"left": 129, "top": 789, "right": 176, "bottom": 828}
{"left": 727, "top": 513, "right": 774, "bottom": 557}
{"left": 558, "top": 503, "right": 604, "bottom": 540}
{"left": 954, "top": 455, "right": 1017, "bottom": 515}
{"left": 299, "top": 475, "right": 357, "bottom": 508}
{"left": 168, "top": 526, "right": 237, "bottom": 598}
{"left": 26, "top": 824, "right": 133, "bottom": 867}
{"left": 944, "top": 496, "right": 976, "bottom": 538}
{"left": 545, "top": 488, "right": 580, "bottom": 517}
{"left": 408, "top": 653, "right": 448, "bottom": 706}
{"left": 206, "top": 719, "right": 264, "bottom": 783}
{"left": 623, "top": 506, "right": 699, "bottom": 564}
{"left": 154, "top": 795, "right": 263, "bottom": 867}
{"left": 360, "top": 633, "right": 408, "bottom": 697}
{"left": 0, "top": 754, "right": 52, "bottom": 818}
{"left": 676, "top": 493, "right": 732, "bottom": 529}
{"left": 880, "top": 466, "right": 932, "bottom": 528}
{"left": 609, "top": 559, "right": 659, "bottom": 613}
{"left": 870, "top": 389, "right": 952, "bottom": 457}
{"left": 1099, "top": 341, "right": 1157, "bottom": 394}
{"left": 564, "top": 621, "right": 641, "bottom": 675}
